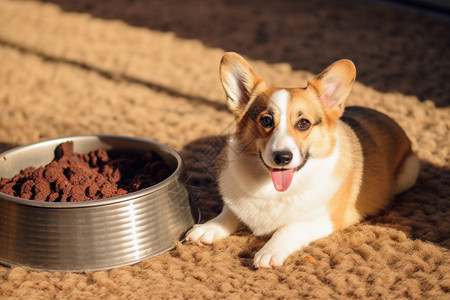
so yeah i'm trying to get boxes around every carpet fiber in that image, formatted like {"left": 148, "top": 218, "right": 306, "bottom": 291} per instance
{"left": 0, "top": 0, "right": 449, "bottom": 298}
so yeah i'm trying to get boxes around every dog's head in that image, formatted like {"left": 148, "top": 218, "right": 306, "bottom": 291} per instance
{"left": 220, "top": 52, "right": 355, "bottom": 192}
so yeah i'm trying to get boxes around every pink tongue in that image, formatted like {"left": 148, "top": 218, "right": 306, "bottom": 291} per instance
{"left": 270, "top": 168, "right": 294, "bottom": 192}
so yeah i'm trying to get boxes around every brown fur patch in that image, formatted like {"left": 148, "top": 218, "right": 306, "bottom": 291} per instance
{"left": 328, "top": 172, "right": 357, "bottom": 230}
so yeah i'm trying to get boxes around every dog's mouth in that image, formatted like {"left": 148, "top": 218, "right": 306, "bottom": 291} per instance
{"left": 258, "top": 152, "right": 310, "bottom": 192}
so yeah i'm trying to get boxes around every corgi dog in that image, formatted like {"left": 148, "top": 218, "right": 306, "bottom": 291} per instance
{"left": 185, "top": 52, "right": 420, "bottom": 268}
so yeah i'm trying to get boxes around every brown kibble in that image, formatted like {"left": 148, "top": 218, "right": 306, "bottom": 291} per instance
{"left": 31, "top": 167, "right": 45, "bottom": 181}
{"left": 48, "top": 193, "right": 59, "bottom": 202}
{"left": 70, "top": 185, "right": 88, "bottom": 202}
{"left": 20, "top": 180, "right": 34, "bottom": 195}
{"left": 70, "top": 193, "right": 88, "bottom": 202}
{"left": 0, "top": 181, "right": 16, "bottom": 196}
{"left": 21, "top": 167, "right": 36, "bottom": 177}
{"left": 89, "top": 154, "right": 98, "bottom": 167}
{"left": 100, "top": 182, "right": 115, "bottom": 198}
{"left": 55, "top": 177, "right": 71, "bottom": 193}
{"left": 21, "top": 192, "right": 32, "bottom": 200}
{"left": 94, "top": 175, "right": 106, "bottom": 186}
{"left": 111, "top": 168, "right": 121, "bottom": 183}
{"left": 116, "top": 188, "right": 127, "bottom": 196}
{"left": 54, "top": 141, "right": 74, "bottom": 160}
{"left": 66, "top": 165, "right": 90, "bottom": 186}
{"left": 44, "top": 161, "right": 63, "bottom": 183}
{"left": 0, "top": 142, "right": 171, "bottom": 202}
{"left": 100, "top": 165, "right": 114, "bottom": 181}
{"left": 35, "top": 181, "right": 51, "bottom": 199}
{"left": 71, "top": 185, "right": 85, "bottom": 196}
{"left": 96, "top": 149, "right": 109, "bottom": 163}
{"left": 86, "top": 183, "right": 99, "bottom": 198}
{"left": 35, "top": 192, "right": 47, "bottom": 201}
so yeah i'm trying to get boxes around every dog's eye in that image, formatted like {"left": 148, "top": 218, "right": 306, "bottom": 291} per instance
{"left": 296, "top": 119, "right": 311, "bottom": 131}
{"left": 260, "top": 115, "right": 274, "bottom": 129}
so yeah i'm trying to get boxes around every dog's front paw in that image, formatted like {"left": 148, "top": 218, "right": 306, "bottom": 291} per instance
{"left": 254, "top": 244, "right": 290, "bottom": 269}
{"left": 185, "top": 223, "right": 230, "bottom": 245}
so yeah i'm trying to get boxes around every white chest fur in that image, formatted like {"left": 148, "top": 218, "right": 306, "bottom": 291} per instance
{"left": 219, "top": 135, "right": 342, "bottom": 236}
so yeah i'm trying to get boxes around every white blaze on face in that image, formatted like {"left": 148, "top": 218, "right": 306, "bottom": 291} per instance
{"left": 263, "top": 90, "right": 301, "bottom": 169}
{"left": 261, "top": 90, "right": 302, "bottom": 192}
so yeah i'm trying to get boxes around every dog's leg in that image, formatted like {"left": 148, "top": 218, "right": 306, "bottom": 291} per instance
{"left": 185, "top": 204, "right": 241, "bottom": 245}
{"left": 254, "top": 216, "right": 333, "bottom": 268}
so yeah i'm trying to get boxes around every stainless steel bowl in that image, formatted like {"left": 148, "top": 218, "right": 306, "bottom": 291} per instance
{"left": 0, "top": 135, "right": 195, "bottom": 272}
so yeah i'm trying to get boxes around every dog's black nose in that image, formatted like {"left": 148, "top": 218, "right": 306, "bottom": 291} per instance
{"left": 273, "top": 151, "right": 292, "bottom": 166}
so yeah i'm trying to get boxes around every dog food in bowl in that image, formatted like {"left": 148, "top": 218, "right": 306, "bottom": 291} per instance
{"left": 0, "top": 135, "right": 195, "bottom": 272}
{"left": 0, "top": 141, "right": 171, "bottom": 202}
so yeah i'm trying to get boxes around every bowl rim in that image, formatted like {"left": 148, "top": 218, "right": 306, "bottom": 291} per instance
{"left": 0, "top": 135, "right": 184, "bottom": 209}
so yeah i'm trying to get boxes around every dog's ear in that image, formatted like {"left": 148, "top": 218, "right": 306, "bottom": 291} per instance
{"left": 308, "top": 59, "right": 356, "bottom": 118}
{"left": 220, "top": 52, "right": 265, "bottom": 115}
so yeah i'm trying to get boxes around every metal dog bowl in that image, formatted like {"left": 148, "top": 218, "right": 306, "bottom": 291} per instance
{"left": 0, "top": 135, "right": 195, "bottom": 272}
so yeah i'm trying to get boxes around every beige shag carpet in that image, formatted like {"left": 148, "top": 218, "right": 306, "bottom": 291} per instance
{"left": 0, "top": 0, "right": 449, "bottom": 298}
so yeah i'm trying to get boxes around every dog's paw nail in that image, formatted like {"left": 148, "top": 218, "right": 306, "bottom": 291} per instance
{"left": 269, "top": 258, "right": 275, "bottom": 267}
